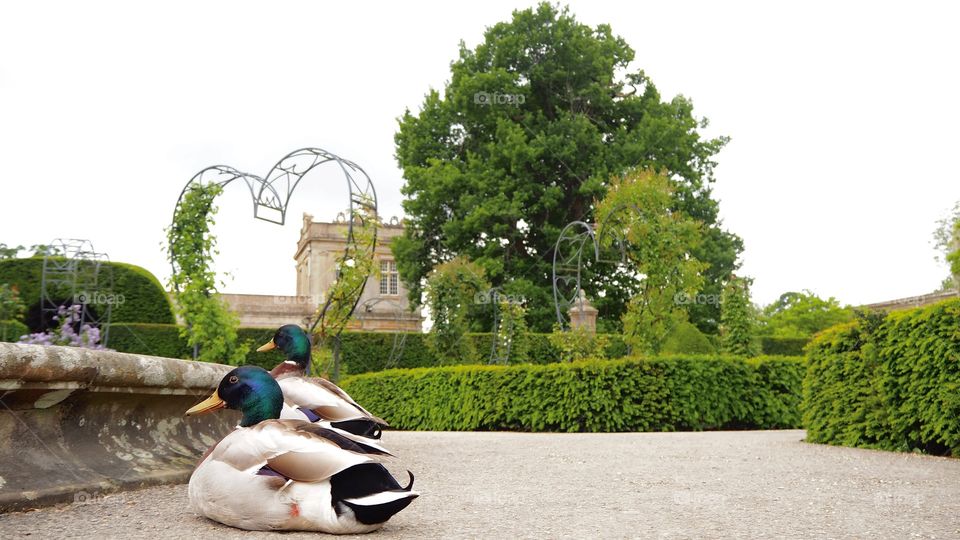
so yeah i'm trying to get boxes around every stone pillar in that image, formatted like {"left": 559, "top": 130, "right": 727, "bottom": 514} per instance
{"left": 568, "top": 290, "right": 598, "bottom": 334}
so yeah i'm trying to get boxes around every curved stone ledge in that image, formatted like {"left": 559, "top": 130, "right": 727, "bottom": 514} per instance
{"left": 0, "top": 343, "right": 239, "bottom": 512}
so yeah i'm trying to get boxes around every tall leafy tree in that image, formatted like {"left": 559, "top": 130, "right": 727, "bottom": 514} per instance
{"left": 759, "top": 291, "right": 853, "bottom": 339}
{"left": 394, "top": 2, "right": 742, "bottom": 332}
{"left": 0, "top": 244, "right": 23, "bottom": 260}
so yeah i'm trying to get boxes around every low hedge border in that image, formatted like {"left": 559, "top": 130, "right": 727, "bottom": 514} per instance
{"left": 107, "top": 323, "right": 631, "bottom": 372}
{"left": 340, "top": 355, "right": 805, "bottom": 432}
{"left": 803, "top": 298, "right": 960, "bottom": 455}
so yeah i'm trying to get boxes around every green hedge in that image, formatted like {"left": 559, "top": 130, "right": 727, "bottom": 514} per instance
{"left": 340, "top": 355, "right": 804, "bottom": 432}
{"left": 108, "top": 323, "right": 275, "bottom": 366}
{"left": 0, "top": 258, "right": 175, "bottom": 325}
{"left": 339, "top": 331, "right": 630, "bottom": 374}
{"left": 107, "top": 324, "right": 631, "bottom": 372}
{"left": 661, "top": 321, "right": 716, "bottom": 354}
{"left": 803, "top": 299, "right": 960, "bottom": 455}
{"left": 761, "top": 336, "right": 809, "bottom": 356}
{"left": 0, "top": 320, "right": 28, "bottom": 343}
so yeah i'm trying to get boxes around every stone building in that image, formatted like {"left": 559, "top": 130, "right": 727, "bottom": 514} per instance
{"left": 222, "top": 213, "right": 422, "bottom": 331}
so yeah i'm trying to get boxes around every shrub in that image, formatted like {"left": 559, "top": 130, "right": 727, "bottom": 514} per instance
{"left": 547, "top": 325, "right": 607, "bottom": 362}
{"left": 0, "top": 258, "right": 175, "bottom": 326}
{"left": 0, "top": 283, "right": 26, "bottom": 322}
{"left": 660, "top": 321, "right": 716, "bottom": 355}
{"left": 341, "top": 355, "right": 805, "bottom": 432}
{"left": 0, "top": 320, "right": 28, "bottom": 343}
{"left": 803, "top": 299, "right": 960, "bottom": 455}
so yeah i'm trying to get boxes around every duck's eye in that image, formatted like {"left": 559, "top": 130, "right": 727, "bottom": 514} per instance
{"left": 228, "top": 375, "right": 239, "bottom": 384}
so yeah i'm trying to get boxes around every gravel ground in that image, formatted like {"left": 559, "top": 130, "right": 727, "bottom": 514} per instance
{"left": 2, "top": 430, "right": 959, "bottom": 539}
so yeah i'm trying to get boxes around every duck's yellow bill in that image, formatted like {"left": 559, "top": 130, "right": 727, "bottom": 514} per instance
{"left": 186, "top": 391, "right": 226, "bottom": 416}
{"left": 256, "top": 339, "right": 276, "bottom": 352}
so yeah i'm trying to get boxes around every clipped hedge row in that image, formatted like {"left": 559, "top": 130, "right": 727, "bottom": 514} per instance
{"left": 803, "top": 298, "right": 960, "bottom": 455}
{"left": 0, "top": 258, "right": 175, "bottom": 325}
{"left": 340, "top": 355, "right": 805, "bottom": 432}
{"left": 339, "top": 331, "right": 629, "bottom": 373}
{"left": 107, "top": 323, "right": 632, "bottom": 372}
{"left": 0, "top": 320, "right": 28, "bottom": 343}
{"left": 760, "top": 336, "right": 809, "bottom": 356}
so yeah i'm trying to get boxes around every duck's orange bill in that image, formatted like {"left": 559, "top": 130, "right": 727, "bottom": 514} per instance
{"left": 256, "top": 339, "right": 276, "bottom": 352}
{"left": 185, "top": 391, "right": 226, "bottom": 416}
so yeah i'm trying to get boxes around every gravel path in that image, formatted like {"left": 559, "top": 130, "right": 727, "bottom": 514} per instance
{"left": 2, "top": 430, "right": 958, "bottom": 539}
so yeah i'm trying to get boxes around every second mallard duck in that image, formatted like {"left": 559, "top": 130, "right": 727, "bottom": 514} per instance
{"left": 257, "top": 325, "right": 388, "bottom": 439}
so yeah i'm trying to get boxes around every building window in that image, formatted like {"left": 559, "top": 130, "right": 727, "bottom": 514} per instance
{"left": 380, "top": 260, "right": 398, "bottom": 295}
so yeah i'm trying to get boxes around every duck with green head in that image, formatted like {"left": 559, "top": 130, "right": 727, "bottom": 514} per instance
{"left": 185, "top": 366, "right": 417, "bottom": 533}
{"left": 257, "top": 325, "right": 388, "bottom": 439}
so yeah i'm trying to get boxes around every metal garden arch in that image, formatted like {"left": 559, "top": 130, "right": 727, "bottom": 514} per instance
{"left": 170, "top": 147, "right": 378, "bottom": 359}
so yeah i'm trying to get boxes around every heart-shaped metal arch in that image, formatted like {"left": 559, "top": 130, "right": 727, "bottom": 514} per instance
{"left": 551, "top": 203, "right": 642, "bottom": 328}
{"left": 170, "top": 147, "right": 378, "bottom": 345}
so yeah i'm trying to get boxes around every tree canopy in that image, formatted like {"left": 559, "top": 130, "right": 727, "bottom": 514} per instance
{"left": 759, "top": 291, "right": 853, "bottom": 339}
{"left": 394, "top": 2, "right": 741, "bottom": 332}
{"left": 933, "top": 200, "right": 960, "bottom": 290}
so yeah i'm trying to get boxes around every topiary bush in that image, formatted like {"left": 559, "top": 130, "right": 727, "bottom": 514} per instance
{"left": 341, "top": 355, "right": 805, "bottom": 432}
{"left": 803, "top": 299, "right": 960, "bottom": 455}
{"left": 660, "top": 321, "right": 716, "bottom": 355}
{"left": 0, "top": 258, "right": 175, "bottom": 327}
{"left": 0, "top": 320, "right": 28, "bottom": 343}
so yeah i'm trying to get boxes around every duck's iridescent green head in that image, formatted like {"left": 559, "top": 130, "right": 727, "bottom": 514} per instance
{"left": 185, "top": 366, "right": 283, "bottom": 427}
{"left": 256, "top": 324, "right": 311, "bottom": 368}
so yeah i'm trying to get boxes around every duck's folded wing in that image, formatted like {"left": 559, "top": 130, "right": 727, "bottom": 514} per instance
{"left": 278, "top": 377, "right": 388, "bottom": 426}
{"left": 267, "top": 420, "right": 396, "bottom": 481}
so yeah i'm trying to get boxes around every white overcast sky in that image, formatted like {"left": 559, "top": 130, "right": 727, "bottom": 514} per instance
{"left": 1, "top": 1, "right": 958, "bottom": 307}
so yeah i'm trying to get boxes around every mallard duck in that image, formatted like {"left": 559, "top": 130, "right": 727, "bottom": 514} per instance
{"left": 257, "top": 325, "right": 388, "bottom": 439}
{"left": 185, "top": 366, "right": 418, "bottom": 533}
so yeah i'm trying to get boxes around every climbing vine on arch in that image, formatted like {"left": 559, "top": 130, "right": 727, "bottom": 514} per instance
{"left": 166, "top": 183, "right": 246, "bottom": 364}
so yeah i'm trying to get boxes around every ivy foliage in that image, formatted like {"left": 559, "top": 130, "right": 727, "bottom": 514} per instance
{"left": 166, "top": 183, "right": 246, "bottom": 364}
{"left": 312, "top": 201, "right": 378, "bottom": 346}
{"left": 720, "top": 276, "right": 760, "bottom": 356}
{"left": 424, "top": 257, "right": 490, "bottom": 364}
{"left": 598, "top": 169, "right": 706, "bottom": 354}
{"left": 492, "top": 298, "right": 530, "bottom": 363}
{"left": 341, "top": 355, "right": 804, "bottom": 432}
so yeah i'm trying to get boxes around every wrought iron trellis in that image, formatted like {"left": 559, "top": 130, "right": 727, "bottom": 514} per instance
{"left": 170, "top": 147, "right": 378, "bottom": 359}
{"left": 552, "top": 221, "right": 598, "bottom": 328}
{"left": 551, "top": 204, "right": 639, "bottom": 328}
{"left": 39, "top": 238, "right": 115, "bottom": 347}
